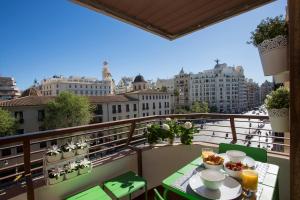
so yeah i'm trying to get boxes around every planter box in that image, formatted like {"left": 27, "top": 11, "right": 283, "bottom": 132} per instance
{"left": 48, "top": 175, "right": 64, "bottom": 185}
{"left": 274, "top": 71, "right": 289, "bottom": 83}
{"left": 268, "top": 108, "right": 289, "bottom": 132}
{"left": 76, "top": 147, "right": 88, "bottom": 155}
{"left": 62, "top": 150, "right": 75, "bottom": 159}
{"left": 46, "top": 153, "right": 62, "bottom": 163}
{"left": 79, "top": 166, "right": 91, "bottom": 175}
{"left": 65, "top": 170, "right": 78, "bottom": 180}
{"left": 258, "top": 35, "right": 288, "bottom": 76}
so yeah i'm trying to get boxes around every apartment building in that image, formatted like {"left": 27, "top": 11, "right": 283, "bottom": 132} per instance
{"left": 190, "top": 63, "right": 247, "bottom": 113}
{"left": 0, "top": 77, "right": 21, "bottom": 100}
{"left": 156, "top": 78, "right": 175, "bottom": 92}
{"left": 260, "top": 80, "right": 274, "bottom": 104}
{"left": 174, "top": 68, "right": 190, "bottom": 108}
{"left": 40, "top": 62, "right": 115, "bottom": 96}
{"left": 245, "top": 79, "right": 261, "bottom": 110}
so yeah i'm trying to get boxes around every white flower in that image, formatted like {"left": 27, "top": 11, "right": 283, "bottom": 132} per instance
{"left": 166, "top": 118, "right": 172, "bottom": 121}
{"left": 184, "top": 122, "right": 193, "bottom": 129}
{"left": 146, "top": 124, "right": 152, "bottom": 128}
{"left": 162, "top": 123, "right": 170, "bottom": 131}
{"left": 79, "top": 158, "right": 91, "bottom": 168}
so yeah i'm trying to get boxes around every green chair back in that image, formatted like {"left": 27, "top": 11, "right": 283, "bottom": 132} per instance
{"left": 218, "top": 143, "right": 267, "bottom": 162}
{"left": 154, "top": 189, "right": 165, "bottom": 200}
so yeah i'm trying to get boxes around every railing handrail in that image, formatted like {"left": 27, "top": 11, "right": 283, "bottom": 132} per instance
{"left": 0, "top": 113, "right": 268, "bottom": 145}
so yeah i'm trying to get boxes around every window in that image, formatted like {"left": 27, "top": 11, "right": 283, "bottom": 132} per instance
{"left": 40, "top": 142, "right": 47, "bottom": 149}
{"left": 153, "top": 112, "right": 155, "bottom": 115}
{"left": 134, "top": 114, "right": 137, "bottom": 118}
{"left": 38, "top": 110, "right": 45, "bottom": 121}
{"left": 142, "top": 95, "right": 144, "bottom": 100}
{"left": 146, "top": 103, "right": 149, "bottom": 110}
{"left": 159, "top": 102, "right": 162, "bottom": 108}
{"left": 153, "top": 102, "right": 156, "bottom": 109}
{"left": 16, "top": 129, "right": 24, "bottom": 134}
{"left": 113, "top": 117, "right": 116, "bottom": 121}
{"left": 143, "top": 113, "right": 145, "bottom": 117}
{"left": 112, "top": 105, "right": 116, "bottom": 113}
{"left": 118, "top": 105, "right": 122, "bottom": 113}
{"left": 15, "top": 111, "right": 24, "bottom": 123}
{"left": 95, "top": 104, "right": 103, "bottom": 115}
{"left": 133, "top": 104, "right": 137, "bottom": 111}
{"left": 51, "top": 140, "right": 57, "bottom": 146}
{"left": 2, "top": 148, "right": 11, "bottom": 157}
{"left": 159, "top": 111, "right": 162, "bottom": 115}
{"left": 126, "top": 115, "right": 130, "bottom": 119}
{"left": 126, "top": 104, "right": 130, "bottom": 112}
{"left": 146, "top": 95, "right": 148, "bottom": 100}
{"left": 142, "top": 103, "right": 145, "bottom": 110}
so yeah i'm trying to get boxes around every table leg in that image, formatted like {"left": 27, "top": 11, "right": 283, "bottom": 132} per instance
{"left": 129, "top": 193, "right": 131, "bottom": 200}
{"left": 145, "top": 184, "right": 148, "bottom": 200}
{"left": 163, "top": 188, "right": 169, "bottom": 200}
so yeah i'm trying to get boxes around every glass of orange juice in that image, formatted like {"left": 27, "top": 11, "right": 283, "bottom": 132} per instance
{"left": 201, "top": 148, "right": 215, "bottom": 159}
{"left": 241, "top": 169, "right": 258, "bottom": 198}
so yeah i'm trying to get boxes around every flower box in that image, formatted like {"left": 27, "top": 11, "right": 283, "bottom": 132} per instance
{"left": 62, "top": 150, "right": 75, "bottom": 159}
{"left": 65, "top": 170, "right": 78, "bottom": 180}
{"left": 46, "top": 153, "right": 62, "bottom": 163}
{"left": 268, "top": 108, "right": 289, "bottom": 132}
{"left": 48, "top": 175, "right": 64, "bottom": 185}
{"left": 76, "top": 147, "right": 88, "bottom": 155}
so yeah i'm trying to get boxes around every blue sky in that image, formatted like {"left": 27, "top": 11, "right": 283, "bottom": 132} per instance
{"left": 0, "top": 0, "right": 286, "bottom": 90}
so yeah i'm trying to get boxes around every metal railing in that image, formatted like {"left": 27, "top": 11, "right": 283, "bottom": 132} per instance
{"left": 0, "top": 113, "right": 290, "bottom": 200}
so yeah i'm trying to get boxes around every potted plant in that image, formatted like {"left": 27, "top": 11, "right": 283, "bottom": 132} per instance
{"left": 145, "top": 124, "right": 160, "bottom": 147}
{"left": 265, "top": 87, "right": 289, "bottom": 132}
{"left": 76, "top": 138, "right": 89, "bottom": 155}
{"left": 48, "top": 167, "right": 64, "bottom": 185}
{"left": 179, "top": 121, "right": 196, "bottom": 145}
{"left": 46, "top": 145, "right": 62, "bottom": 163}
{"left": 78, "top": 158, "right": 92, "bottom": 175}
{"left": 164, "top": 118, "right": 179, "bottom": 145}
{"left": 64, "top": 162, "right": 78, "bottom": 180}
{"left": 248, "top": 15, "right": 288, "bottom": 76}
{"left": 61, "top": 142, "right": 76, "bottom": 159}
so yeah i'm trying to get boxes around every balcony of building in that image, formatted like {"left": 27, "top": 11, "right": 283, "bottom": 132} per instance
{"left": 0, "top": 113, "right": 290, "bottom": 200}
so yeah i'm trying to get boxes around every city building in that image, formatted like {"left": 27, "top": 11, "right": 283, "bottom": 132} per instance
{"left": 245, "top": 79, "right": 261, "bottom": 110}
{"left": 190, "top": 62, "right": 247, "bottom": 113}
{"left": 156, "top": 78, "right": 175, "bottom": 92}
{"left": 0, "top": 77, "right": 21, "bottom": 100}
{"left": 115, "top": 76, "right": 134, "bottom": 94}
{"left": 174, "top": 68, "right": 190, "bottom": 108}
{"left": 40, "top": 62, "right": 115, "bottom": 96}
{"left": 260, "top": 80, "right": 274, "bottom": 104}
{"left": 126, "top": 74, "right": 173, "bottom": 116}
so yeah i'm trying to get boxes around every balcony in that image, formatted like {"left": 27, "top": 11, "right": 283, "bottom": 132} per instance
{"left": 0, "top": 113, "right": 290, "bottom": 200}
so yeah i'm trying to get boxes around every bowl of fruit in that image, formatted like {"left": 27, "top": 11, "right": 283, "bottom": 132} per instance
{"left": 203, "top": 154, "right": 224, "bottom": 170}
{"left": 224, "top": 161, "right": 249, "bottom": 179}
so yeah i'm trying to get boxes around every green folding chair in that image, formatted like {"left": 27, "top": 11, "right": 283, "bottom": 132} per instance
{"left": 154, "top": 189, "right": 165, "bottom": 200}
{"left": 218, "top": 143, "right": 267, "bottom": 162}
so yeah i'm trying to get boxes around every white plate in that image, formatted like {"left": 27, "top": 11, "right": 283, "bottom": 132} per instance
{"left": 189, "top": 173, "right": 242, "bottom": 200}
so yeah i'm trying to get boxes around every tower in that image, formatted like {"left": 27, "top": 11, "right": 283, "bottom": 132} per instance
{"left": 102, "top": 61, "right": 112, "bottom": 81}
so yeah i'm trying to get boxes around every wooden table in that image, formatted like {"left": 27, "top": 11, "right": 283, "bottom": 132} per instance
{"left": 162, "top": 157, "right": 279, "bottom": 200}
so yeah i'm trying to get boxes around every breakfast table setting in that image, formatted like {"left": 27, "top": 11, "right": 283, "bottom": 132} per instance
{"left": 162, "top": 148, "right": 279, "bottom": 200}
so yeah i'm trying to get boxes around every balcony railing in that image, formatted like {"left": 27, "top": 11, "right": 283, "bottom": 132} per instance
{"left": 0, "top": 113, "right": 290, "bottom": 200}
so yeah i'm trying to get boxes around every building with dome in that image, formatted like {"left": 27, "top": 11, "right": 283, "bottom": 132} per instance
{"left": 132, "top": 74, "right": 148, "bottom": 91}
{"left": 40, "top": 61, "right": 115, "bottom": 96}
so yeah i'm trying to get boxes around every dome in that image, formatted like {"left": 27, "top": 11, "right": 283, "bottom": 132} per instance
{"left": 133, "top": 74, "right": 146, "bottom": 83}
{"left": 21, "top": 87, "right": 42, "bottom": 97}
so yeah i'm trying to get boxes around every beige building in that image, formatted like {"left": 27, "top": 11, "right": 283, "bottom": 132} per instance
{"left": 40, "top": 62, "right": 115, "bottom": 96}
{"left": 260, "top": 80, "right": 274, "bottom": 104}
{"left": 174, "top": 68, "right": 190, "bottom": 108}
{"left": 156, "top": 78, "right": 175, "bottom": 92}
{"left": 245, "top": 79, "right": 261, "bottom": 110}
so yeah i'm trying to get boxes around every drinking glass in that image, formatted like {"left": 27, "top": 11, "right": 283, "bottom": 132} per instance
{"left": 201, "top": 148, "right": 214, "bottom": 159}
{"left": 241, "top": 169, "right": 258, "bottom": 198}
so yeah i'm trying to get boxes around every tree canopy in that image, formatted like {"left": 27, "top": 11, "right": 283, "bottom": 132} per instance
{"left": 44, "top": 92, "right": 93, "bottom": 130}
{"left": 191, "top": 101, "right": 209, "bottom": 113}
{"left": 0, "top": 108, "right": 17, "bottom": 137}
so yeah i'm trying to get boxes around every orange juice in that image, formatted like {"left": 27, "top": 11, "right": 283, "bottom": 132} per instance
{"left": 241, "top": 170, "right": 258, "bottom": 192}
{"left": 201, "top": 148, "right": 214, "bottom": 158}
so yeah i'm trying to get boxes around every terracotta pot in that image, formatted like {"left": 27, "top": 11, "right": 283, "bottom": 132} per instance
{"left": 258, "top": 35, "right": 288, "bottom": 76}
{"left": 46, "top": 153, "right": 62, "bottom": 163}
{"left": 48, "top": 175, "right": 63, "bottom": 185}
{"left": 274, "top": 71, "right": 289, "bottom": 83}
{"left": 267, "top": 108, "right": 289, "bottom": 132}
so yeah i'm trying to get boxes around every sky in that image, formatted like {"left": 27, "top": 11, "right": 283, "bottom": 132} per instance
{"left": 0, "top": 0, "right": 286, "bottom": 90}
